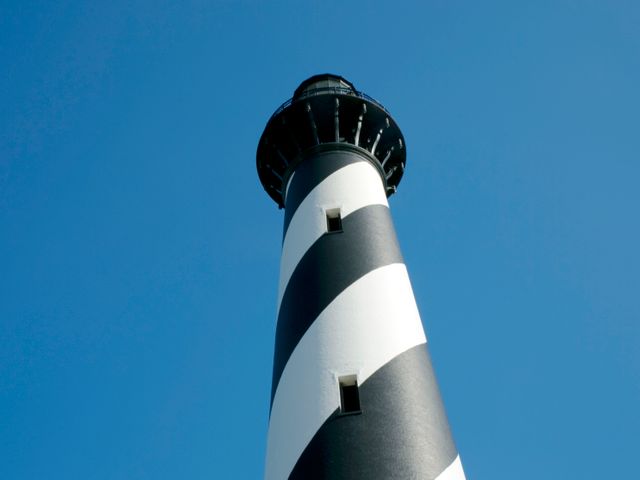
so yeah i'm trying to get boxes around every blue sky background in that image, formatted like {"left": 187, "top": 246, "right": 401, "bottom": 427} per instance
{"left": 1, "top": 1, "right": 639, "bottom": 478}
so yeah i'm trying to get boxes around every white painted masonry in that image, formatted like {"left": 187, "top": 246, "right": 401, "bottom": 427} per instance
{"left": 265, "top": 264, "right": 427, "bottom": 480}
{"left": 435, "top": 456, "right": 466, "bottom": 480}
{"left": 277, "top": 161, "right": 388, "bottom": 309}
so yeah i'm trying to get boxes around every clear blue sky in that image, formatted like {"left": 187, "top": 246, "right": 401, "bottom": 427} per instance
{"left": 1, "top": 1, "right": 639, "bottom": 478}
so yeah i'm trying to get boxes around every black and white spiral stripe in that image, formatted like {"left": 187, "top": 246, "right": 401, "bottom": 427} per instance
{"left": 264, "top": 148, "right": 465, "bottom": 480}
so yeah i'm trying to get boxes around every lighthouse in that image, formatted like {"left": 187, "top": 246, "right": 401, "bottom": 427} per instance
{"left": 257, "top": 74, "right": 465, "bottom": 480}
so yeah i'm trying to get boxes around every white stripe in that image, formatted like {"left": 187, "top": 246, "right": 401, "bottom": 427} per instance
{"left": 264, "top": 264, "right": 427, "bottom": 480}
{"left": 277, "top": 161, "right": 388, "bottom": 310}
{"left": 435, "top": 455, "right": 466, "bottom": 480}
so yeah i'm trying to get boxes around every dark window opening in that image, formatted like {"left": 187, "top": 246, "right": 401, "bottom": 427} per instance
{"left": 339, "top": 375, "right": 361, "bottom": 414}
{"left": 326, "top": 208, "right": 343, "bottom": 233}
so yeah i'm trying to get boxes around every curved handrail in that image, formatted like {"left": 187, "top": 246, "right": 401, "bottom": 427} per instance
{"left": 268, "top": 86, "right": 389, "bottom": 123}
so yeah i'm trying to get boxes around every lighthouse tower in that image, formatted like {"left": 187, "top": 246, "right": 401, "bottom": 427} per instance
{"left": 257, "top": 74, "right": 465, "bottom": 480}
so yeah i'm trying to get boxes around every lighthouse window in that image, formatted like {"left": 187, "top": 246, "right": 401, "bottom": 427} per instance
{"left": 326, "top": 208, "right": 343, "bottom": 233}
{"left": 339, "top": 375, "right": 361, "bottom": 414}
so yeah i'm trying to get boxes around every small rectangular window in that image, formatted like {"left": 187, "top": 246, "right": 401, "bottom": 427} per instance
{"left": 326, "top": 208, "right": 343, "bottom": 233}
{"left": 339, "top": 375, "right": 361, "bottom": 414}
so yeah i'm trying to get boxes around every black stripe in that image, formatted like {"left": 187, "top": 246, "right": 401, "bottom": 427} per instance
{"left": 271, "top": 204, "right": 404, "bottom": 404}
{"left": 282, "top": 151, "right": 363, "bottom": 238}
{"left": 290, "top": 344, "right": 458, "bottom": 480}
